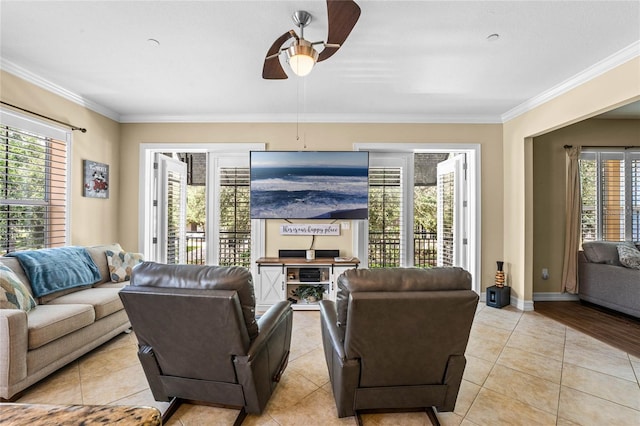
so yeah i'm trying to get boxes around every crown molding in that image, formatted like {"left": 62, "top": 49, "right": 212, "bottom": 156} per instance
{"left": 119, "top": 112, "right": 502, "bottom": 124}
{"left": 4, "top": 38, "right": 637, "bottom": 126}
{"left": 501, "top": 40, "right": 640, "bottom": 123}
{"left": 0, "top": 58, "right": 121, "bottom": 122}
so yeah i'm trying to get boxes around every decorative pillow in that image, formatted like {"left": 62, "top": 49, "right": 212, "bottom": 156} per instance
{"left": 105, "top": 250, "right": 144, "bottom": 283}
{"left": 0, "top": 264, "right": 37, "bottom": 311}
{"left": 582, "top": 241, "right": 623, "bottom": 266}
{"left": 617, "top": 242, "right": 640, "bottom": 270}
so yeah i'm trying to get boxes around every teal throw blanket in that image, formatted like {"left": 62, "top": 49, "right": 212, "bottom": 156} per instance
{"left": 7, "top": 246, "right": 101, "bottom": 297}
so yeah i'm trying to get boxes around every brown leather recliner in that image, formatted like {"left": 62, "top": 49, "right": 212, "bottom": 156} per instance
{"left": 319, "top": 267, "right": 478, "bottom": 425}
{"left": 119, "top": 262, "right": 293, "bottom": 425}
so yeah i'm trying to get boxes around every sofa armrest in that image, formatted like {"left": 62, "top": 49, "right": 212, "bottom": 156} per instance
{"left": 234, "top": 301, "right": 293, "bottom": 414}
{"left": 0, "top": 309, "right": 28, "bottom": 400}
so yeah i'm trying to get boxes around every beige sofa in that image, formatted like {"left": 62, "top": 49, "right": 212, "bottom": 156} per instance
{"left": 0, "top": 244, "right": 132, "bottom": 401}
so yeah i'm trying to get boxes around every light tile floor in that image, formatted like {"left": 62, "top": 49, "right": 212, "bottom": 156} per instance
{"left": 15, "top": 303, "right": 640, "bottom": 425}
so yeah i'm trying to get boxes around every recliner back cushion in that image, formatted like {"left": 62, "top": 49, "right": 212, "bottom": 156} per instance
{"left": 344, "top": 290, "right": 478, "bottom": 387}
{"left": 131, "top": 262, "right": 258, "bottom": 340}
{"left": 336, "top": 267, "right": 472, "bottom": 336}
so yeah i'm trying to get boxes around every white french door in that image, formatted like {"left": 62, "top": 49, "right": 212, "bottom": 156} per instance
{"left": 436, "top": 154, "right": 468, "bottom": 269}
{"left": 155, "top": 153, "right": 187, "bottom": 264}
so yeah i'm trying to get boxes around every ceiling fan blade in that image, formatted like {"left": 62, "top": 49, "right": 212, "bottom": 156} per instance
{"left": 262, "top": 31, "right": 294, "bottom": 79}
{"left": 317, "top": 0, "right": 361, "bottom": 62}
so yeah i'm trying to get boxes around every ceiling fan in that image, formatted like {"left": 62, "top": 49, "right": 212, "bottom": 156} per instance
{"left": 262, "top": 0, "right": 361, "bottom": 79}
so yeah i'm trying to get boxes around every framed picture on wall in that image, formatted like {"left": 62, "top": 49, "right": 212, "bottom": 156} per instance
{"left": 83, "top": 160, "right": 109, "bottom": 199}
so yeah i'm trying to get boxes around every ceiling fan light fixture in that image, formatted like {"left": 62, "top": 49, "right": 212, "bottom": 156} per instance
{"left": 286, "top": 40, "right": 318, "bottom": 77}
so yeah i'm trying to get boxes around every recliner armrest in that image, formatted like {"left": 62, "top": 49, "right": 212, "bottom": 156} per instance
{"left": 247, "top": 300, "right": 291, "bottom": 360}
{"left": 235, "top": 300, "right": 292, "bottom": 414}
{"left": 319, "top": 300, "right": 346, "bottom": 360}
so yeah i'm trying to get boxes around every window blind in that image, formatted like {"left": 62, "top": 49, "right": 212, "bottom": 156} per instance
{"left": 165, "top": 167, "right": 184, "bottom": 264}
{"left": 368, "top": 167, "right": 403, "bottom": 267}
{"left": 579, "top": 149, "right": 639, "bottom": 243}
{"left": 630, "top": 152, "right": 639, "bottom": 242}
{"left": 1, "top": 125, "right": 67, "bottom": 254}
{"left": 437, "top": 169, "right": 455, "bottom": 266}
{"left": 218, "top": 167, "right": 250, "bottom": 267}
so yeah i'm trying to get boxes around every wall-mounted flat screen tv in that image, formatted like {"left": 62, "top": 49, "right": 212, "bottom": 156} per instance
{"left": 250, "top": 151, "right": 369, "bottom": 219}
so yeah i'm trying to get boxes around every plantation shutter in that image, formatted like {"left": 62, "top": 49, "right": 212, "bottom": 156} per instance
{"left": 601, "top": 152, "right": 624, "bottom": 241}
{"left": 1, "top": 122, "right": 68, "bottom": 254}
{"left": 579, "top": 153, "right": 597, "bottom": 241}
{"left": 368, "top": 167, "right": 403, "bottom": 267}
{"left": 217, "top": 166, "right": 251, "bottom": 267}
{"left": 579, "top": 149, "right": 639, "bottom": 243}
{"left": 631, "top": 152, "right": 640, "bottom": 242}
{"left": 156, "top": 154, "right": 187, "bottom": 264}
{"left": 437, "top": 166, "right": 455, "bottom": 266}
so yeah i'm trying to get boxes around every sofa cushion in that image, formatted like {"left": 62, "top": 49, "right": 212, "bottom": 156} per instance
{"left": 105, "top": 250, "right": 144, "bottom": 283}
{"left": 27, "top": 304, "right": 95, "bottom": 349}
{"left": 47, "top": 287, "right": 124, "bottom": 320}
{"left": 0, "top": 264, "right": 37, "bottom": 311}
{"left": 37, "top": 285, "right": 93, "bottom": 305}
{"left": 582, "top": 241, "right": 622, "bottom": 266}
{"left": 94, "top": 280, "right": 130, "bottom": 289}
{"left": 617, "top": 242, "right": 640, "bottom": 270}
{"left": 87, "top": 243, "right": 124, "bottom": 285}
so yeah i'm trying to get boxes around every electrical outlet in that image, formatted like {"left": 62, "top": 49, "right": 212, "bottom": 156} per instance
{"left": 341, "top": 222, "right": 350, "bottom": 230}
{"left": 542, "top": 268, "right": 549, "bottom": 280}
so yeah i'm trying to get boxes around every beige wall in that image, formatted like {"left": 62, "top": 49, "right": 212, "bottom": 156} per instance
{"left": 5, "top": 54, "right": 637, "bottom": 302}
{"left": 1, "top": 70, "right": 121, "bottom": 246}
{"left": 532, "top": 119, "right": 640, "bottom": 294}
{"left": 503, "top": 57, "right": 640, "bottom": 307}
{"left": 120, "top": 122, "right": 504, "bottom": 290}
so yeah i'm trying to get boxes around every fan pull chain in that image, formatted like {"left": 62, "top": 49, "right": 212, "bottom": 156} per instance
{"left": 296, "top": 74, "right": 307, "bottom": 149}
{"left": 296, "top": 74, "right": 300, "bottom": 142}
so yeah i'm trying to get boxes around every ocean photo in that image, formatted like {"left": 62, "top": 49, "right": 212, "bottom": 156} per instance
{"left": 250, "top": 151, "right": 369, "bottom": 219}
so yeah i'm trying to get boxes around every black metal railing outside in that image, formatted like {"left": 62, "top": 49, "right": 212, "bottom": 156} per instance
{"left": 219, "top": 232, "right": 251, "bottom": 268}
{"left": 414, "top": 230, "right": 438, "bottom": 267}
{"left": 186, "top": 232, "right": 206, "bottom": 265}
{"left": 186, "top": 232, "right": 251, "bottom": 267}
{"left": 368, "top": 230, "right": 438, "bottom": 268}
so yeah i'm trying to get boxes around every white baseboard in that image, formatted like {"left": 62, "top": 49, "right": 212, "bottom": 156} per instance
{"left": 480, "top": 291, "right": 578, "bottom": 312}
{"left": 512, "top": 295, "right": 535, "bottom": 311}
{"left": 480, "top": 291, "right": 534, "bottom": 312}
{"left": 533, "top": 292, "right": 580, "bottom": 302}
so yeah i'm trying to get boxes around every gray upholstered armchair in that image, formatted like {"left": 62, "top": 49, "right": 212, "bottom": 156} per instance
{"left": 319, "top": 267, "right": 478, "bottom": 425}
{"left": 119, "top": 262, "right": 293, "bottom": 425}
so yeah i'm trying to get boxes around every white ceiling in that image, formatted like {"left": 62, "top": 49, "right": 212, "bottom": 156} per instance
{"left": 1, "top": 0, "right": 639, "bottom": 123}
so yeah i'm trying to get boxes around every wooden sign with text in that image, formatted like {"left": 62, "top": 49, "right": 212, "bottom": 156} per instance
{"left": 280, "top": 224, "right": 340, "bottom": 236}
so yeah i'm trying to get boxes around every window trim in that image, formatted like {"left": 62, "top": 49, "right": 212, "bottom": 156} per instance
{"left": 0, "top": 108, "right": 72, "bottom": 250}
{"left": 354, "top": 143, "right": 481, "bottom": 294}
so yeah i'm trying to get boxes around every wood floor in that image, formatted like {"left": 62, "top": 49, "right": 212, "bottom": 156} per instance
{"left": 534, "top": 301, "right": 640, "bottom": 358}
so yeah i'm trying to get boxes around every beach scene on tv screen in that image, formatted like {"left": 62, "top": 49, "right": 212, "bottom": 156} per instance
{"left": 250, "top": 151, "right": 369, "bottom": 219}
